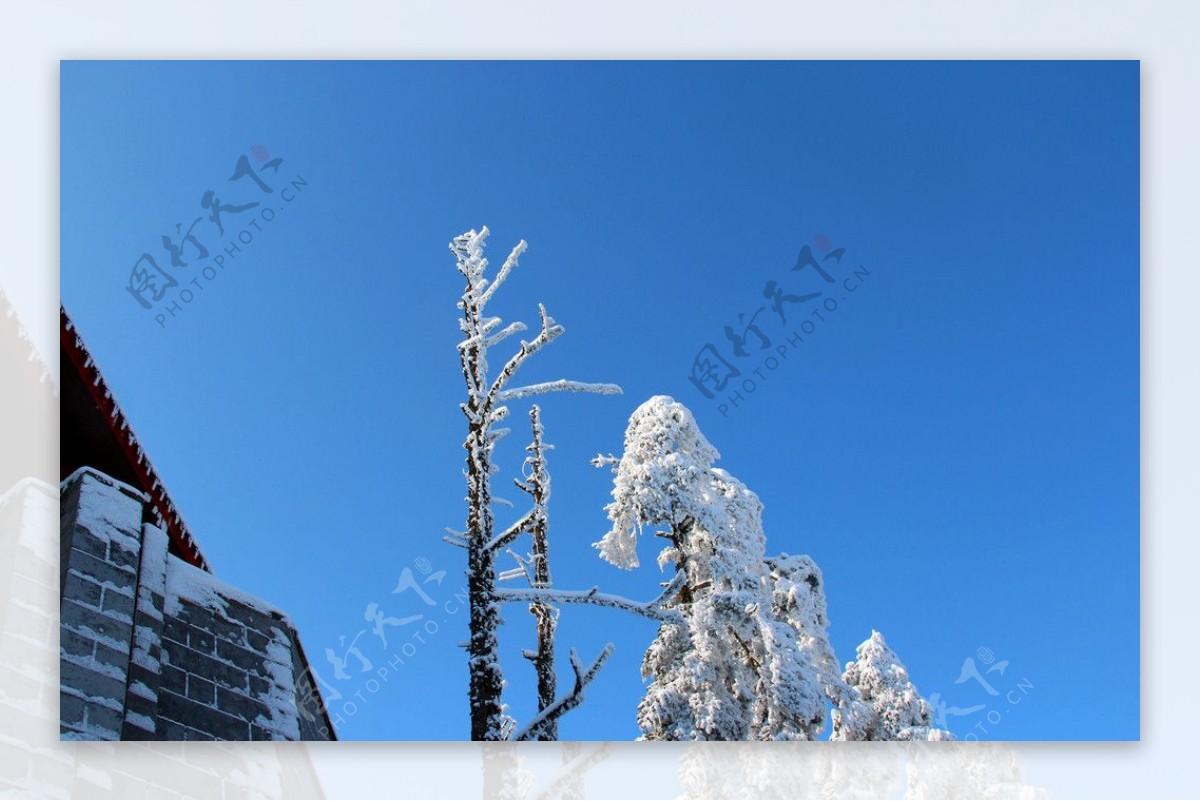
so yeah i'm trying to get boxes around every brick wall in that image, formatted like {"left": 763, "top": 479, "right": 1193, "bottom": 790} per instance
{"left": 58, "top": 468, "right": 334, "bottom": 742}
{"left": 59, "top": 470, "right": 144, "bottom": 740}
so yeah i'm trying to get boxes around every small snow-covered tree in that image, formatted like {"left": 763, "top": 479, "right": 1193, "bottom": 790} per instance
{"left": 594, "top": 395, "right": 825, "bottom": 740}
{"left": 841, "top": 630, "right": 953, "bottom": 741}
{"left": 764, "top": 554, "right": 876, "bottom": 740}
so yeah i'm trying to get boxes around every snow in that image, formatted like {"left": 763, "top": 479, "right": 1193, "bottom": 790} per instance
{"left": 60, "top": 468, "right": 145, "bottom": 557}
{"left": 841, "top": 630, "right": 953, "bottom": 741}
{"left": 68, "top": 622, "right": 132, "bottom": 656}
{"left": 60, "top": 685, "right": 123, "bottom": 712}
{"left": 451, "top": 226, "right": 625, "bottom": 740}
{"left": 160, "top": 554, "right": 306, "bottom": 739}
{"left": 60, "top": 465, "right": 147, "bottom": 505}
{"left": 764, "top": 553, "right": 875, "bottom": 740}
{"left": 128, "top": 680, "right": 157, "bottom": 702}
{"left": 163, "top": 555, "right": 291, "bottom": 625}
{"left": 595, "top": 397, "right": 955, "bottom": 741}
{"left": 60, "top": 652, "right": 127, "bottom": 683}
{"left": 125, "top": 710, "right": 156, "bottom": 732}
{"left": 598, "top": 396, "right": 825, "bottom": 740}
{"left": 594, "top": 396, "right": 721, "bottom": 570}
{"left": 130, "top": 628, "right": 162, "bottom": 673}
{"left": 497, "top": 379, "right": 622, "bottom": 402}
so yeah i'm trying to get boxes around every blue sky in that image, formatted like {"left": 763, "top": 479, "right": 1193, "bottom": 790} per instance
{"left": 61, "top": 60, "right": 1139, "bottom": 741}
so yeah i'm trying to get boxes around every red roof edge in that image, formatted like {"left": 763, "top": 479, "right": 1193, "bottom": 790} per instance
{"left": 60, "top": 306, "right": 210, "bottom": 572}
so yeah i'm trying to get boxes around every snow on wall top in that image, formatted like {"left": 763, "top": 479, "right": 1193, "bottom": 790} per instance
{"left": 163, "top": 552, "right": 291, "bottom": 625}
{"left": 61, "top": 467, "right": 146, "bottom": 556}
{"left": 163, "top": 556, "right": 308, "bottom": 740}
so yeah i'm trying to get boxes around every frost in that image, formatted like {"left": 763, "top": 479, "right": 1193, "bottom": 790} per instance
{"left": 594, "top": 396, "right": 720, "bottom": 570}
{"left": 600, "top": 397, "right": 825, "bottom": 740}
{"left": 841, "top": 630, "right": 953, "bottom": 741}
{"left": 450, "top": 227, "right": 622, "bottom": 740}
{"left": 765, "top": 554, "right": 875, "bottom": 740}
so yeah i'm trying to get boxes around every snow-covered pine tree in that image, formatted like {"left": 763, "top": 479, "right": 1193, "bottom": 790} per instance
{"left": 764, "top": 554, "right": 876, "bottom": 740}
{"left": 841, "top": 630, "right": 953, "bottom": 741}
{"left": 594, "top": 395, "right": 825, "bottom": 740}
{"left": 450, "top": 227, "right": 622, "bottom": 740}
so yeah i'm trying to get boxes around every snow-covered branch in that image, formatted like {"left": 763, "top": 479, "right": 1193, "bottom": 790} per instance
{"left": 482, "top": 304, "right": 564, "bottom": 412}
{"left": 442, "top": 527, "right": 470, "bottom": 549}
{"left": 458, "top": 318, "right": 524, "bottom": 354}
{"left": 486, "top": 507, "right": 539, "bottom": 553}
{"left": 478, "top": 239, "right": 528, "bottom": 310}
{"left": 513, "top": 645, "right": 614, "bottom": 741}
{"left": 495, "top": 584, "right": 684, "bottom": 623}
{"left": 497, "top": 380, "right": 623, "bottom": 403}
{"left": 484, "top": 321, "right": 528, "bottom": 350}
{"left": 501, "top": 548, "right": 536, "bottom": 585}
{"left": 650, "top": 569, "right": 689, "bottom": 609}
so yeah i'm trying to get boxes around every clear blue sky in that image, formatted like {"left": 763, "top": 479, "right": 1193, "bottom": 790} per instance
{"left": 61, "top": 60, "right": 1139, "bottom": 741}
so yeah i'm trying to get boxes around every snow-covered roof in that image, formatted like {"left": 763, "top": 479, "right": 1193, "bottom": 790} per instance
{"left": 60, "top": 305, "right": 209, "bottom": 571}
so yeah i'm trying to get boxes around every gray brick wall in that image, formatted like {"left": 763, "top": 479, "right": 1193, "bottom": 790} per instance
{"left": 59, "top": 470, "right": 144, "bottom": 740}
{"left": 158, "top": 563, "right": 303, "bottom": 741}
{"left": 121, "top": 522, "right": 169, "bottom": 740}
{"left": 58, "top": 468, "right": 335, "bottom": 742}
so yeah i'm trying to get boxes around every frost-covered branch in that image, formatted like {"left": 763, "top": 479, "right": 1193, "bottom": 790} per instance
{"left": 495, "top": 584, "right": 684, "bottom": 624}
{"left": 650, "top": 569, "right": 689, "bottom": 609}
{"left": 513, "top": 645, "right": 614, "bottom": 741}
{"left": 482, "top": 304, "right": 565, "bottom": 413}
{"left": 497, "top": 380, "right": 623, "bottom": 403}
{"left": 486, "top": 507, "right": 539, "bottom": 553}
{"left": 501, "top": 549, "right": 536, "bottom": 585}
{"left": 484, "top": 321, "right": 528, "bottom": 350}
{"left": 478, "top": 239, "right": 528, "bottom": 310}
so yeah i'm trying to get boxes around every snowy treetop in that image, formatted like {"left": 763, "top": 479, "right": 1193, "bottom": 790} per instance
{"left": 594, "top": 396, "right": 733, "bottom": 570}
{"left": 843, "top": 630, "right": 951, "bottom": 741}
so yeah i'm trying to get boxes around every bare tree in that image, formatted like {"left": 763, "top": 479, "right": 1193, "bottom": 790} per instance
{"left": 501, "top": 405, "right": 558, "bottom": 739}
{"left": 451, "top": 226, "right": 686, "bottom": 741}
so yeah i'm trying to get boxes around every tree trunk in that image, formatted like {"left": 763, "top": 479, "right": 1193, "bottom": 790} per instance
{"left": 465, "top": 350, "right": 505, "bottom": 740}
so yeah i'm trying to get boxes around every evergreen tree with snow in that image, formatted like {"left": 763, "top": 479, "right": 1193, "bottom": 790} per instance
{"left": 594, "top": 395, "right": 825, "bottom": 740}
{"left": 764, "top": 554, "right": 876, "bottom": 740}
{"left": 841, "top": 630, "right": 953, "bottom": 741}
